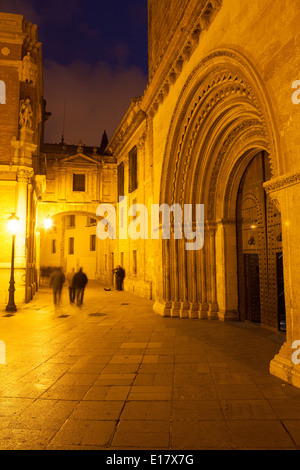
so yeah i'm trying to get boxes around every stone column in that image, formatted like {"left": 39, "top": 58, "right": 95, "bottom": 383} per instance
{"left": 265, "top": 174, "right": 300, "bottom": 388}
{"left": 171, "top": 237, "right": 181, "bottom": 317}
{"left": 188, "top": 247, "right": 200, "bottom": 318}
{"left": 199, "top": 236, "right": 209, "bottom": 319}
{"left": 15, "top": 168, "right": 33, "bottom": 303}
{"left": 216, "top": 219, "right": 239, "bottom": 321}
{"left": 207, "top": 224, "right": 218, "bottom": 319}
{"left": 180, "top": 238, "right": 190, "bottom": 318}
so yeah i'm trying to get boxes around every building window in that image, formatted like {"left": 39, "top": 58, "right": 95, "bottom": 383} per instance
{"left": 67, "top": 214, "right": 75, "bottom": 228}
{"left": 51, "top": 239, "right": 56, "bottom": 254}
{"left": 133, "top": 250, "right": 137, "bottom": 275}
{"left": 73, "top": 173, "right": 85, "bottom": 192}
{"left": 90, "top": 234, "right": 96, "bottom": 251}
{"left": 87, "top": 216, "right": 97, "bottom": 226}
{"left": 128, "top": 146, "right": 138, "bottom": 193}
{"left": 120, "top": 252, "right": 124, "bottom": 267}
{"left": 118, "top": 162, "right": 125, "bottom": 199}
{"left": 69, "top": 237, "right": 74, "bottom": 255}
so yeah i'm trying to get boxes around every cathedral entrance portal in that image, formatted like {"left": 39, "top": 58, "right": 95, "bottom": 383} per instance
{"left": 236, "top": 152, "right": 286, "bottom": 331}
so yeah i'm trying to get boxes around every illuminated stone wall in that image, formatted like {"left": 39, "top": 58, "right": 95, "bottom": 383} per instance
{"left": 108, "top": 0, "right": 300, "bottom": 387}
{"left": 0, "top": 13, "right": 45, "bottom": 306}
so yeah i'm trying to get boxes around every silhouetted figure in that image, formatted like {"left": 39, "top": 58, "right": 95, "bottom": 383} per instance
{"left": 50, "top": 267, "right": 65, "bottom": 306}
{"left": 73, "top": 267, "right": 88, "bottom": 306}
{"left": 66, "top": 268, "right": 75, "bottom": 303}
{"left": 113, "top": 265, "right": 125, "bottom": 291}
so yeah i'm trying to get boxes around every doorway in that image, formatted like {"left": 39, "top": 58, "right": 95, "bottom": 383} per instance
{"left": 236, "top": 152, "right": 286, "bottom": 331}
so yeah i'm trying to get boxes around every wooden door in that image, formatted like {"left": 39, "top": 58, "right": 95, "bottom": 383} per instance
{"left": 237, "top": 152, "right": 285, "bottom": 330}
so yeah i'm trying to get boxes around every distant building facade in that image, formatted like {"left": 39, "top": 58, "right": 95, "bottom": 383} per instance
{"left": 38, "top": 137, "right": 117, "bottom": 283}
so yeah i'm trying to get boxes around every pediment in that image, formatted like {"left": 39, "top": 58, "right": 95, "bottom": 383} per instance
{"left": 60, "top": 153, "right": 99, "bottom": 165}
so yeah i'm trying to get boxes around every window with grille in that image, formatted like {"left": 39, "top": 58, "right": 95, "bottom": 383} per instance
{"left": 73, "top": 173, "right": 85, "bottom": 192}
{"left": 128, "top": 146, "right": 138, "bottom": 193}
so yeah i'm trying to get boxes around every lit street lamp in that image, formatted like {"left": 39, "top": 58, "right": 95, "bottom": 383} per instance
{"left": 43, "top": 216, "right": 53, "bottom": 230}
{"left": 6, "top": 213, "right": 20, "bottom": 313}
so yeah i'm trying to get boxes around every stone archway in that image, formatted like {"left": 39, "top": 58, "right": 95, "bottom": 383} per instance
{"left": 155, "top": 49, "right": 281, "bottom": 322}
{"left": 37, "top": 206, "right": 101, "bottom": 284}
{"left": 236, "top": 151, "right": 285, "bottom": 331}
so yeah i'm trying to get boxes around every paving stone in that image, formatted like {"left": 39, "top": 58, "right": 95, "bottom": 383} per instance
{"left": 0, "top": 282, "right": 300, "bottom": 450}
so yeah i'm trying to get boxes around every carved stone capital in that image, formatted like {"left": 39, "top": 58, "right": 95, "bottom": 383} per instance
{"left": 17, "top": 167, "right": 34, "bottom": 183}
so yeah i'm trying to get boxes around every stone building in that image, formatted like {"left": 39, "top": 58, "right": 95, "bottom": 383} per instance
{"left": 0, "top": 13, "right": 46, "bottom": 305}
{"left": 1, "top": 1, "right": 300, "bottom": 389}
{"left": 107, "top": 0, "right": 300, "bottom": 388}
{"left": 37, "top": 134, "right": 117, "bottom": 283}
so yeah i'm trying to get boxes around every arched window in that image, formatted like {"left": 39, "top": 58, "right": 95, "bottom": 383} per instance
{"left": 0, "top": 80, "right": 6, "bottom": 104}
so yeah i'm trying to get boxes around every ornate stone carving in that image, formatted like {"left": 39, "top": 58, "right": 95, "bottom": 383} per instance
{"left": 19, "top": 97, "right": 33, "bottom": 129}
{"left": 18, "top": 52, "right": 38, "bottom": 85}
{"left": 264, "top": 171, "right": 300, "bottom": 194}
{"left": 17, "top": 168, "right": 34, "bottom": 183}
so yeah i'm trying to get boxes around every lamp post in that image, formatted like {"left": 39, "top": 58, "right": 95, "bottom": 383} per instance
{"left": 6, "top": 213, "right": 20, "bottom": 313}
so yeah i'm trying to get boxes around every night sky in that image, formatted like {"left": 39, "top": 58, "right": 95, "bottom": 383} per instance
{"left": 0, "top": 0, "right": 148, "bottom": 146}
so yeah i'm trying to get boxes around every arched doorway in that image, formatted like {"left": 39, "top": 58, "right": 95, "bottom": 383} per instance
{"left": 236, "top": 151, "right": 286, "bottom": 331}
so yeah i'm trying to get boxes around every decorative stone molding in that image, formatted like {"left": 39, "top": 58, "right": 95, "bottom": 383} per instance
{"left": 18, "top": 52, "right": 38, "bottom": 86}
{"left": 1, "top": 46, "right": 10, "bottom": 56}
{"left": 108, "top": 98, "right": 146, "bottom": 155}
{"left": 146, "top": 0, "right": 223, "bottom": 118}
{"left": 264, "top": 170, "right": 300, "bottom": 194}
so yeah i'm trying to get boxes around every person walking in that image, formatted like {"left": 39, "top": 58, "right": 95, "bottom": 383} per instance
{"left": 66, "top": 267, "right": 75, "bottom": 303}
{"left": 49, "top": 267, "right": 65, "bottom": 306}
{"left": 73, "top": 267, "right": 88, "bottom": 306}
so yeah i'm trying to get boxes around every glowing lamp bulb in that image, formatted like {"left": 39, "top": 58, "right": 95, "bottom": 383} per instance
{"left": 44, "top": 218, "right": 53, "bottom": 230}
{"left": 7, "top": 213, "right": 20, "bottom": 235}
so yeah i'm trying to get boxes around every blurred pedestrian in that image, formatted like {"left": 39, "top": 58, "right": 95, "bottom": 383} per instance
{"left": 66, "top": 267, "right": 75, "bottom": 303}
{"left": 49, "top": 267, "right": 65, "bottom": 306}
{"left": 73, "top": 267, "right": 88, "bottom": 306}
{"left": 113, "top": 265, "right": 125, "bottom": 291}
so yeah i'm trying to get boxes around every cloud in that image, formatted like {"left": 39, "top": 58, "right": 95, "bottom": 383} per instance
{"left": 0, "top": 0, "right": 40, "bottom": 24}
{"left": 43, "top": 59, "right": 148, "bottom": 146}
{"left": 79, "top": 22, "right": 100, "bottom": 40}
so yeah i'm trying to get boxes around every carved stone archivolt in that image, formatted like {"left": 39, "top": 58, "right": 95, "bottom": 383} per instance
{"left": 160, "top": 50, "right": 279, "bottom": 211}
{"left": 158, "top": 49, "right": 280, "bottom": 317}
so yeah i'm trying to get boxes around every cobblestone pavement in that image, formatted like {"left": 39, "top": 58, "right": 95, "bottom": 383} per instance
{"left": 0, "top": 281, "right": 300, "bottom": 450}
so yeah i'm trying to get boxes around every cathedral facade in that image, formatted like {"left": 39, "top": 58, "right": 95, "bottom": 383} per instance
{"left": 1, "top": 1, "right": 300, "bottom": 389}
{"left": 107, "top": 0, "right": 300, "bottom": 388}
